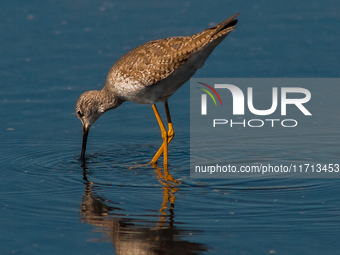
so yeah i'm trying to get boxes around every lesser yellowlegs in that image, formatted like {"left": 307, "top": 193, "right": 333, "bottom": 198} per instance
{"left": 75, "top": 13, "right": 239, "bottom": 166}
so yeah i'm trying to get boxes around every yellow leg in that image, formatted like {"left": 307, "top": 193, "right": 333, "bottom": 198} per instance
{"left": 164, "top": 101, "right": 175, "bottom": 144}
{"left": 150, "top": 102, "right": 175, "bottom": 166}
{"left": 150, "top": 104, "right": 168, "bottom": 166}
{"left": 150, "top": 103, "right": 181, "bottom": 183}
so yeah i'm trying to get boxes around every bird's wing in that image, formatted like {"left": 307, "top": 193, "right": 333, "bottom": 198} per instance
{"left": 108, "top": 13, "right": 239, "bottom": 87}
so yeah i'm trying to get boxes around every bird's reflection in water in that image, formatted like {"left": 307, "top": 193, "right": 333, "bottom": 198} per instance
{"left": 80, "top": 162, "right": 208, "bottom": 255}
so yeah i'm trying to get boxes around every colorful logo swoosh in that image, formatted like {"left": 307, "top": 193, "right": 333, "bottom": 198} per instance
{"left": 197, "top": 82, "right": 223, "bottom": 106}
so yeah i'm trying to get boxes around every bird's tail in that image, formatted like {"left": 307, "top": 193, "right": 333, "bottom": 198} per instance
{"left": 209, "top": 13, "right": 239, "bottom": 40}
{"left": 190, "top": 13, "right": 239, "bottom": 47}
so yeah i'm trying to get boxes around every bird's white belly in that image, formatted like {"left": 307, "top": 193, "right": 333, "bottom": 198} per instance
{"left": 143, "top": 64, "right": 197, "bottom": 103}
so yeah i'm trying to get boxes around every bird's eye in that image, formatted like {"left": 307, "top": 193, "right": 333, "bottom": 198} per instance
{"left": 77, "top": 111, "right": 84, "bottom": 117}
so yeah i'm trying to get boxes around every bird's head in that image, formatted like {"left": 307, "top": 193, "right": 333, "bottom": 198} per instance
{"left": 75, "top": 89, "right": 123, "bottom": 159}
{"left": 75, "top": 90, "right": 106, "bottom": 159}
{"left": 75, "top": 90, "right": 105, "bottom": 129}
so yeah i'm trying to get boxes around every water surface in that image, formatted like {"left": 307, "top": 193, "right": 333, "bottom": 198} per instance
{"left": 1, "top": 0, "right": 340, "bottom": 254}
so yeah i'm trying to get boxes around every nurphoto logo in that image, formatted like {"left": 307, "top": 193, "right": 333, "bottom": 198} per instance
{"left": 198, "top": 82, "right": 312, "bottom": 128}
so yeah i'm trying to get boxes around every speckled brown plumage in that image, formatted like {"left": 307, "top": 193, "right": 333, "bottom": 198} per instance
{"left": 76, "top": 13, "right": 239, "bottom": 159}
{"left": 106, "top": 13, "right": 239, "bottom": 89}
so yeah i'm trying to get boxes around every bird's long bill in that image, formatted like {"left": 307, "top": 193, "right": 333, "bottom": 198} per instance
{"left": 81, "top": 125, "right": 89, "bottom": 159}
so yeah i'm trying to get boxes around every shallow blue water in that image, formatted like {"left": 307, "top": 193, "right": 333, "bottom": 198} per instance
{"left": 1, "top": 0, "right": 340, "bottom": 254}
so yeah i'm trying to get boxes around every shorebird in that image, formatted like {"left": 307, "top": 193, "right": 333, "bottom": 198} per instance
{"left": 76, "top": 13, "right": 239, "bottom": 167}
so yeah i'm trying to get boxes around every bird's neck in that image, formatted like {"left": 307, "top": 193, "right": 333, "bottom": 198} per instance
{"left": 98, "top": 87, "right": 124, "bottom": 113}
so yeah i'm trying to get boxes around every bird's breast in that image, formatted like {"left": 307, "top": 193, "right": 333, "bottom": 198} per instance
{"left": 114, "top": 61, "right": 198, "bottom": 104}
